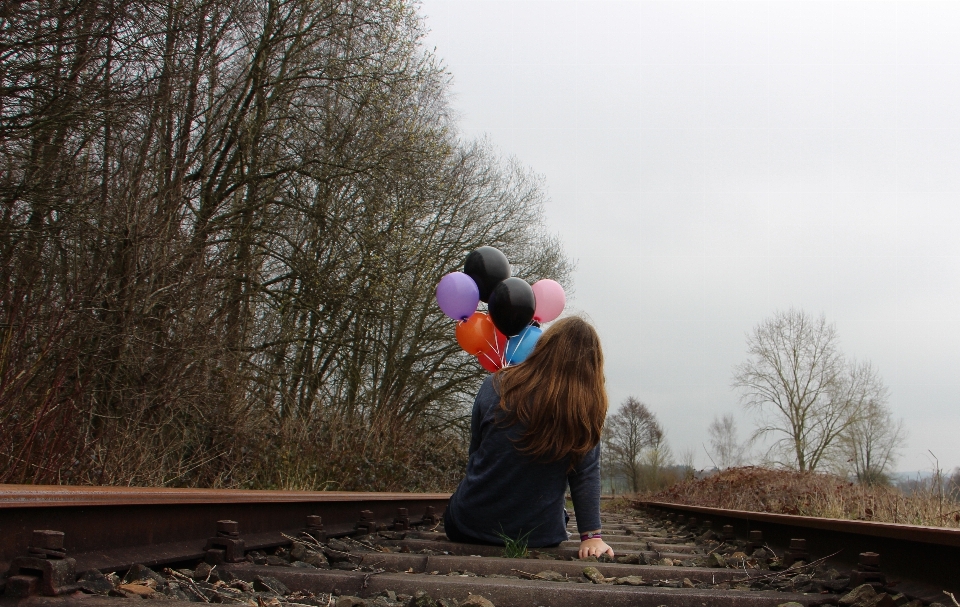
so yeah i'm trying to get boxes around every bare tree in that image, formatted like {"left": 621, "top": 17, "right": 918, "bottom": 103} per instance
{"left": 733, "top": 309, "right": 878, "bottom": 472}
{"left": 603, "top": 397, "right": 663, "bottom": 493}
{"left": 639, "top": 431, "right": 676, "bottom": 490}
{"left": 707, "top": 413, "right": 747, "bottom": 469}
{"left": 0, "top": 0, "right": 571, "bottom": 488}
{"left": 839, "top": 382, "right": 905, "bottom": 485}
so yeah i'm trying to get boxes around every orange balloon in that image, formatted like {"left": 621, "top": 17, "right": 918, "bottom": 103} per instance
{"left": 456, "top": 312, "right": 498, "bottom": 355}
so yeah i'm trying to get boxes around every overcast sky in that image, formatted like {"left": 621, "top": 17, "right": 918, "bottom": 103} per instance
{"left": 420, "top": 1, "right": 960, "bottom": 473}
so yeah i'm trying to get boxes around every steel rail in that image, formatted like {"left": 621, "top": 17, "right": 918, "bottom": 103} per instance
{"left": 636, "top": 500, "right": 960, "bottom": 596}
{"left": 0, "top": 486, "right": 450, "bottom": 508}
{"left": 0, "top": 485, "right": 450, "bottom": 574}
{"left": 2, "top": 487, "right": 958, "bottom": 604}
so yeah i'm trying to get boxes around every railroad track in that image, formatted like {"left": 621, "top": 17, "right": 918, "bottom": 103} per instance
{"left": 1, "top": 486, "right": 957, "bottom": 607}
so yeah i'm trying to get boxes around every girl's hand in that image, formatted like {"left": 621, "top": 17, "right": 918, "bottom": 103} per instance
{"left": 578, "top": 537, "right": 614, "bottom": 559}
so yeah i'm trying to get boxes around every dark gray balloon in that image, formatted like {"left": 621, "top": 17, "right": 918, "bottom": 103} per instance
{"left": 464, "top": 246, "right": 511, "bottom": 302}
{"left": 488, "top": 277, "right": 536, "bottom": 337}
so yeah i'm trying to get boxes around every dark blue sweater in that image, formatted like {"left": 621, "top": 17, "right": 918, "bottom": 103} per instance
{"left": 445, "top": 374, "right": 602, "bottom": 547}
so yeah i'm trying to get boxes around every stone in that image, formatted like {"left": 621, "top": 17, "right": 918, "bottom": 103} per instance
{"left": 79, "top": 569, "right": 116, "bottom": 595}
{"left": 537, "top": 570, "right": 566, "bottom": 582}
{"left": 303, "top": 552, "right": 329, "bottom": 568}
{"left": 437, "top": 600, "right": 458, "bottom": 607}
{"left": 777, "top": 603, "right": 804, "bottom": 607}
{"left": 333, "top": 561, "right": 357, "bottom": 570}
{"left": 840, "top": 584, "right": 878, "bottom": 606}
{"left": 460, "top": 595, "right": 495, "bottom": 607}
{"left": 193, "top": 562, "right": 214, "bottom": 581}
{"left": 125, "top": 564, "right": 166, "bottom": 584}
{"left": 615, "top": 554, "right": 641, "bottom": 565}
{"left": 682, "top": 578, "right": 695, "bottom": 589}
{"left": 292, "top": 561, "right": 317, "bottom": 568}
{"left": 327, "top": 539, "right": 353, "bottom": 553}
{"left": 822, "top": 578, "right": 853, "bottom": 593}
{"left": 336, "top": 597, "right": 366, "bottom": 607}
{"left": 582, "top": 566, "right": 604, "bottom": 583}
{"left": 253, "top": 575, "right": 290, "bottom": 595}
{"left": 161, "top": 584, "right": 192, "bottom": 601}
{"left": 865, "top": 594, "right": 897, "bottom": 607}
{"left": 406, "top": 590, "right": 438, "bottom": 607}
{"left": 290, "top": 542, "right": 308, "bottom": 562}
{"left": 658, "top": 558, "right": 675, "bottom": 566}
{"left": 266, "top": 555, "right": 291, "bottom": 567}
{"left": 614, "top": 576, "right": 645, "bottom": 586}
{"left": 707, "top": 553, "right": 727, "bottom": 568}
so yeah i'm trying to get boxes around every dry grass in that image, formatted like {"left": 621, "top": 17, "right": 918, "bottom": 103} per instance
{"left": 643, "top": 466, "right": 960, "bottom": 529}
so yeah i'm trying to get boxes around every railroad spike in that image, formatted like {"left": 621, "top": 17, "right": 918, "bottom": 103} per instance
{"left": 205, "top": 520, "right": 245, "bottom": 564}
{"left": 217, "top": 520, "right": 240, "bottom": 537}
{"left": 4, "top": 529, "right": 78, "bottom": 597}
{"left": 421, "top": 505, "right": 440, "bottom": 526}
{"left": 849, "top": 551, "right": 886, "bottom": 588}
{"left": 746, "top": 530, "right": 764, "bottom": 555}
{"left": 355, "top": 509, "right": 379, "bottom": 535}
{"left": 305, "top": 515, "right": 327, "bottom": 543}
{"left": 393, "top": 507, "right": 411, "bottom": 531}
{"left": 782, "top": 538, "right": 810, "bottom": 568}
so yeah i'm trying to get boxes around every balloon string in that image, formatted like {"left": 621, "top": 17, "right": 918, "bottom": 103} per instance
{"left": 479, "top": 349, "right": 503, "bottom": 368}
{"left": 485, "top": 334, "right": 503, "bottom": 356}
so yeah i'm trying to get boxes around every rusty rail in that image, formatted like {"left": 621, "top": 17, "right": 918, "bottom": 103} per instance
{"left": 636, "top": 500, "right": 960, "bottom": 598}
{"left": 0, "top": 485, "right": 450, "bottom": 575}
{"left": 2, "top": 486, "right": 959, "bottom": 606}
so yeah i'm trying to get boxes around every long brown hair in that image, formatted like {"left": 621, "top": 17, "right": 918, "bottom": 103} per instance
{"left": 496, "top": 316, "right": 607, "bottom": 468}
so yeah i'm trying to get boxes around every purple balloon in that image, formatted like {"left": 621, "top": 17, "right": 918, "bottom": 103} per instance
{"left": 436, "top": 272, "right": 480, "bottom": 320}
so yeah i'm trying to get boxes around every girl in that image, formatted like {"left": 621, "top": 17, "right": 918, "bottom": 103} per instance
{"left": 444, "top": 316, "right": 614, "bottom": 559}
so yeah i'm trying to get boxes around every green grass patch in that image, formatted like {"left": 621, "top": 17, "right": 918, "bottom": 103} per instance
{"left": 495, "top": 526, "right": 535, "bottom": 558}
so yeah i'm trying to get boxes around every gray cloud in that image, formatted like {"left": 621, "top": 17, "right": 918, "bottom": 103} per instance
{"left": 422, "top": 0, "right": 960, "bottom": 472}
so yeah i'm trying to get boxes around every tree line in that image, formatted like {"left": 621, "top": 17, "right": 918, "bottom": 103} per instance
{"left": 0, "top": 0, "right": 570, "bottom": 488}
{"left": 603, "top": 309, "right": 907, "bottom": 491}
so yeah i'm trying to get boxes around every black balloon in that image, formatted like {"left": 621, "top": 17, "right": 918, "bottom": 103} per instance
{"left": 488, "top": 277, "right": 536, "bottom": 337}
{"left": 464, "top": 246, "right": 511, "bottom": 302}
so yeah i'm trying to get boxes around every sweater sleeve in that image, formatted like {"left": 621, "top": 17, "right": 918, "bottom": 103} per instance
{"left": 468, "top": 391, "right": 483, "bottom": 457}
{"left": 567, "top": 443, "right": 602, "bottom": 534}
{"left": 468, "top": 376, "right": 495, "bottom": 456}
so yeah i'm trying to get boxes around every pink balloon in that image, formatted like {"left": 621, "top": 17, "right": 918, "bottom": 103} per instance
{"left": 531, "top": 279, "right": 565, "bottom": 323}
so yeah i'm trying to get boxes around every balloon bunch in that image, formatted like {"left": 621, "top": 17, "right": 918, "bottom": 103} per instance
{"left": 435, "top": 246, "right": 566, "bottom": 372}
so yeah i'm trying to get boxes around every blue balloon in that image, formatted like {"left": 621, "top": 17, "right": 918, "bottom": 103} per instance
{"left": 505, "top": 325, "right": 542, "bottom": 365}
